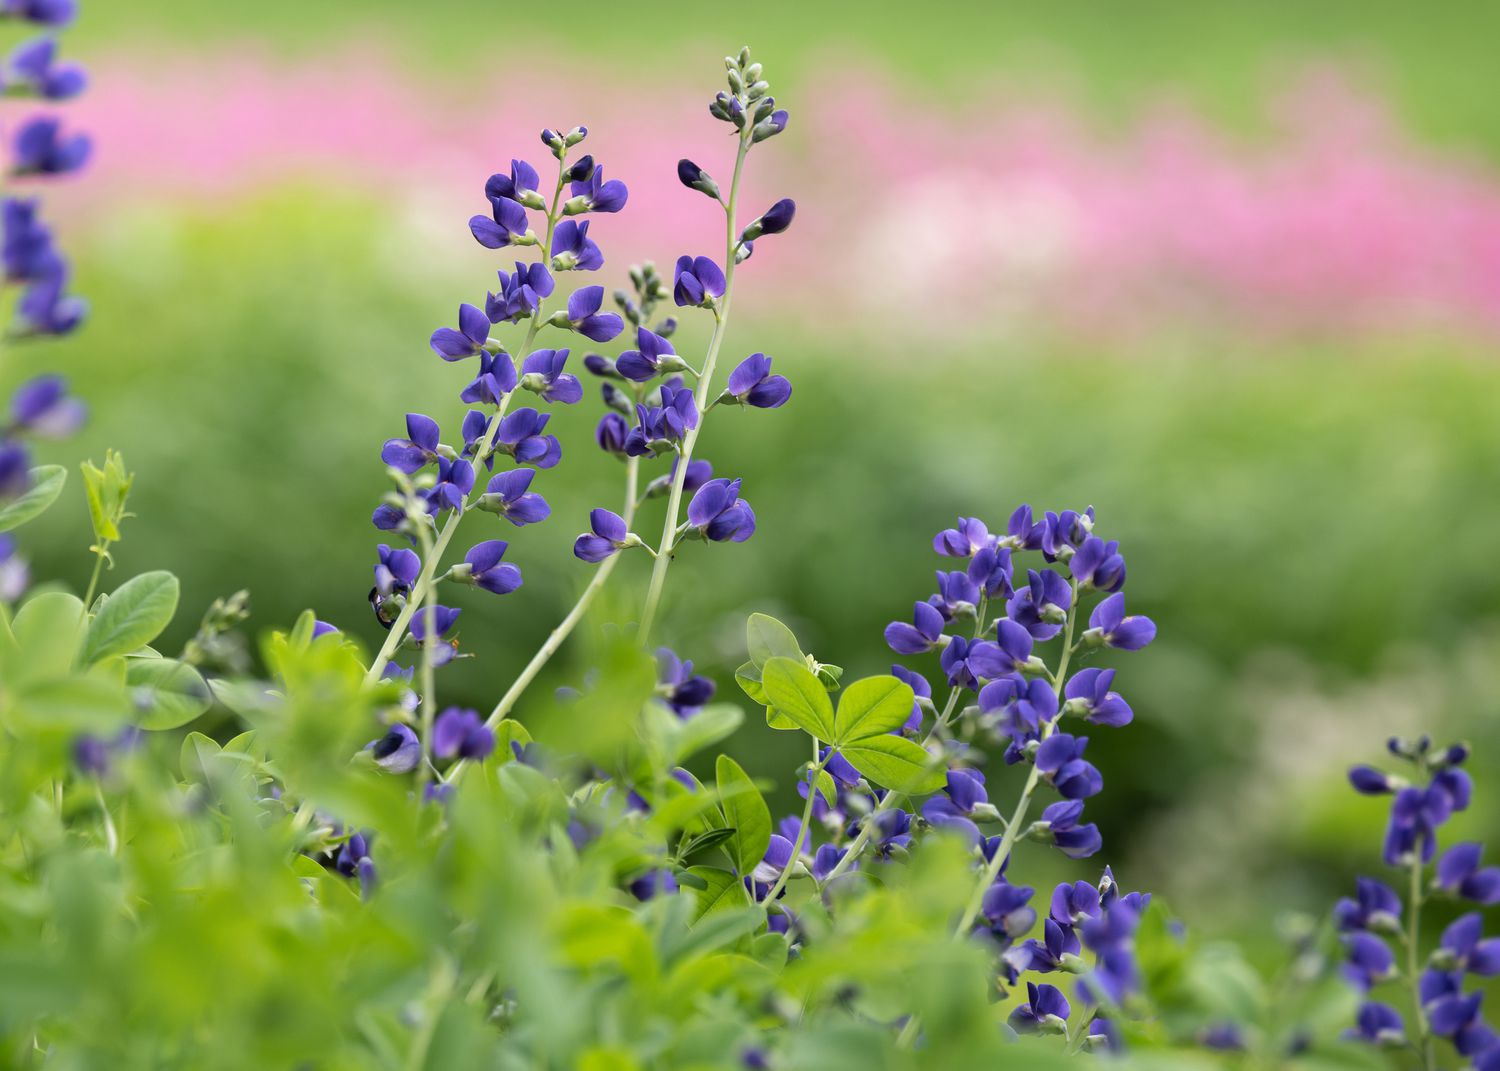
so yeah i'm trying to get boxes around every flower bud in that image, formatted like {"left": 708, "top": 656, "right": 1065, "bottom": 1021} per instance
{"left": 747, "top": 80, "right": 770, "bottom": 101}
{"left": 564, "top": 154, "right": 595, "bottom": 183}
{"left": 751, "top": 110, "right": 789, "bottom": 144}
{"left": 677, "top": 158, "right": 721, "bottom": 200}
{"left": 518, "top": 189, "right": 549, "bottom": 211}
{"left": 737, "top": 46, "right": 752, "bottom": 67}
{"left": 565, "top": 126, "right": 588, "bottom": 146}
{"left": 560, "top": 195, "right": 592, "bottom": 216}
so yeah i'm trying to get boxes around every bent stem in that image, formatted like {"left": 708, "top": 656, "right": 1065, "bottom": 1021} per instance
{"left": 636, "top": 130, "right": 752, "bottom": 643}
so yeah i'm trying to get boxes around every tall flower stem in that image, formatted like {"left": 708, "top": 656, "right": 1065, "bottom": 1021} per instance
{"left": 415, "top": 521, "right": 438, "bottom": 791}
{"left": 636, "top": 130, "right": 752, "bottom": 643}
{"left": 1405, "top": 757, "right": 1437, "bottom": 1071}
{"left": 365, "top": 158, "right": 569, "bottom": 685}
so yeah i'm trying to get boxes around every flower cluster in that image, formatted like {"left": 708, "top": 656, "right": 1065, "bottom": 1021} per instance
{"left": 1342, "top": 737, "right": 1500, "bottom": 1066}
{"left": 0, "top": 1, "right": 89, "bottom": 605}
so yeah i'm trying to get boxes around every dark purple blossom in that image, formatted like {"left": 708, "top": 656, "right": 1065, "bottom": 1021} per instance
{"left": 1010, "top": 982, "right": 1070, "bottom": 1034}
{"left": 595, "top": 412, "right": 629, "bottom": 457}
{"left": 1040, "top": 508, "right": 1095, "bottom": 561}
{"left": 1035, "top": 733, "right": 1104, "bottom": 799}
{"left": 1002, "top": 504, "right": 1046, "bottom": 550}
{"left": 741, "top": 198, "right": 795, "bottom": 243}
{"left": 885, "top": 600, "right": 945, "bottom": 655}
{"left": 5, "top": 37, "right": 85, "bottom": 100}
{"left": 928, "top": 570, "right": 980, "bottom": 621}
{"left": 518, "top": 348, "right": 582, "bottom": 404}
{"left": 458, "top": 352, "right": 518, "bottom": 407}
{"left": 0, "top": 533, "right": 28, "bottom": 600}
{"left": 1345, "top": 1002, "right": 1405, "bottom": 1047}
{"left": 1348, "top": 765, "right": 1399, "bottom": 795}
{"left": 425, "top": 456, "right": 474, "bottom": 514}
{"left": 1384, "top": 784, "right": 1456, "bottom": 865}
{"left": 461, "top": 540, "right": 522, "bottom": 595}
{"left": 1342, "top": 932, "right": 1397, "bottom": 991}
{"left": 1071, "top": 535, "right": 1127, "bottom": 593}
{"left": 560, "top": 285, "right": 624, "bottom": 342}
{"left": 433, "top": 707, "right": 495, "bottom": 761}
{"left": 673, "top": 254, "right": 725, "bottom": 307}
{"left": 430, "top": 303, "right": 492, "bottom": 360}
{"left": 1087, "top": 593, "right": 1157, "bottom": 650}
{"left": 921, "top": 768, "right": 987, "bottom": 842}
{"left": 656, "top": 647, "right": 716, "bottom": 718}
{"left": 977, "top": 880, "right": 1037, "bottom": 955}
{"left": 677, "top": 158, "right": 719, "bottom": 199}
{"left": 0, "top": 0, "right": 77, "bottom": 27}
{"left": 1437, "top": 843, "right": 1500, "bottom": 905}
{"left": 550, "top": 219, "right": 602, "bottom": 272}
{"left": 615, "top": 326, "right": 678, "bottom": 382}
{"left": 2, "top": 197, "right": 54, "bottom": 281}
{"left": 14, "top": 259, "right": 83, "bottom": 335}
{"left": 967, "top": 543, "right": 1014, "bottom": 598}
{"left": 380, "top": 413, "right": 441, "bottom": 474}
{"left": 624, "top": 384, "right": 697, "bottom": 457}
{"left": 12, "top": 115, "right": 89, "bottom": 175}
{"left": 573, "top": 508, "right": 632, "bottom": 563}
{"left": 367, "top": 723, "right": 421, "bottom": 773}
{"left": 751, "top": 109, "right": 788, "bottom": 144}
{"left": 724, "top": 352, "right": 791, "bottom": 408}
{"left": 1061, "top": 668, "right": 1133, "bottom": 727}
{"left": 488, "top": 261, "right": 554, "bottom": 323}
{"left": 891, "top": 663, "right": 930, "bottom": 732}
{"left": 485, "top": 159, "right": 542, "bottom": 207}
{"left": 565, "top": 165, "right": 627, "bottom": 214}
{"left": 373, "top": 543, "right": 420, "bottom": 597}
{"left": 1037, "top": 799, "right": 1101, "bottom": 859}
{"left": 1334, "top": 877, "right": 1403, "bottom": 933}
{"left": 334, "top": 832, "right": 377, "bottom": 896}
{"left": 1006, "top": 568, "right": 1072, "bottom": 640}
{"left": 686, "top": 477, "right": 756, "bottom": 543}
{"left": 1437, "top": 914, "right": 1500, "bottom": 977}
{"left": 476, "top": 468, "right": 549, "bottom": 526}
{"left": 494, "top": 408, "right": 561, "bottom": 468}
{"left": 9, "top": 373, "right": 83, "bottom": 436}
{"left": 933, "top": 517, "right": 993, "bottom": 558}
{"left": 469, "top": 192, "right": 530, "bottom": 249}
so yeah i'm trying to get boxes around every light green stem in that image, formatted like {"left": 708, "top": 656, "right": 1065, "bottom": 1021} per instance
{"left": 1406, "top": 759, "right": 1437, "bottom": 1071}
{"left": 763, "top": 736, "right": 825, "bottom": 904}
{"left": 636, "top": 131, "right": 752, "bottom": 643}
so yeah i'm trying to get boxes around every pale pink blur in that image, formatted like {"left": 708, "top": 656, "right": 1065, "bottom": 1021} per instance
{"left": 56, "top": 46, "right": 1500, "bottom": 345}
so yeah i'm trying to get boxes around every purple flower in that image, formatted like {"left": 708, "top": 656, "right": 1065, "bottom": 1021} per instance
{"left": 677, "top": 158, "right": 719, "bottom": 199}
{"left": 741, "top": 198, "right": 795, "bottom": 243}
{"left": 981, "top": 675, "right": 1060, "bottom": 755}
{"left": 14, "top": 258, "right": 83, "bottom": 335}
{"left": 978, "top": 881, "right": 1038, "bottom": 950}
{"left": 430, "top": 303, "right": 491, "bottom": 360}
{"left": 373, "top": 543, "right": 420, "bottom": 597}
{"left": 1087, "top": 593, "right": 1157, "bottom": 650}
{"left": 494, "top": 408, "right": 561, "bottom": 468}
{"left": 469, "top": 191, "right": 530, "bottom": 249}
{"left": 686, "top": 477, "right": 756, "bottom": 543}
{"left": 410, "top": 605, "right": 460, "bottom": 644}
{"left": 615, "top": 326, "right": 678, "bottom": 382}
{"left": 5, "top": 37, "right": 86, "bottom": 100}
{"left": 628, "top": 870, "right": 679, "bottom": 901}
{"left": 1051, "top": 879, "right": 1103, "bottom": 926}
{"left": 433, "top": 707, "right": 495, "bottom": 761}
{"left": 921, "top": 768, "right": 988, "bottom": 842}
{"left": 884, "top": 600, "right": 945, "bottom": 654}
{"left": 1334, "top": 877, "right": 1403, "bottom": 933}
{"left": 1384, "top": 784, "right": 1456, "bottom": 865}
{"left": 380, "top": 413, "right": 441, "bottom": 474}
{"left": 425, "top": 457, "right": 474, "bottom": 514}
{"left": 566, "top": 165, "right": 627, "bottom": 214}
{"left": 1062, "top": 668, "right": 1133, "bottom": 727}
{"left": 1035, "top": 733, "right": 1104, "bottom": 799}
{"left": 673, "top": 255, "right": 726, "bottom": 308}
{"left": 550, "top": 219, "right": 602, "bottom": 271}
{"left": 595, "top": 412, "right": 629, "bottom": 457}
{"left": 1038, "top": 799, "right": 1101, "bottom": 859}
{"left": 1041, "top": 508, "right": 1095, "bottom": 561}
{"left": 476, "top": 468, "right": 549, "bottom": 526}
{"left": 488, "top": 261, "right": 554, "bottom": 323}
{"left": 891, "top": 664, "right": 930, "bottom": 732}
{"left": 459, "top": 352, "right": 518, "bottom": 407}
{"left": 10, "top": 373, "right": 83, "bottom": 436}
{"left": 1006, "top": 568, "right": 1072, "bottom": 640}
{"left": 933, "top": 516, "right": 993, "bottom": 558}
{"left": 367, "top": 723, "right": 421, "bottom": 773}
{"left": 573, "top": 509, "right": 632, "bottom": 563}
{"left": 967, "top": 543, "right": 1014, "bottom": 599}
{"left": 625, "top": 384, "right": 697, "bottom": 457}
{"left": 0, "top": 534, "right": 28, "bottom": 601}
{"left": 656, "top": 647, "right": 716, "bottom": 718}
{"left": 724, "top": 353, "right": 791, "bottom": 408}
{"left": 1348, "top": 765, "right": 1399, "bottom": 794}
{"left": 1010, "top": 982, "right": 1070, "bottom": 1034}
{"left": 1002, "top": 505, "right": 1046, "bottom": 550}
{"left": 1008, "top": 916, "right": 1082, "bottom": 975}
{"left": 1345, "top": 1002, "right": 1405, "bottom": 1047}
{"left": 0, "top": 0, "right": 77, "bottom": 27}
{"left": 12, "top": 116, "right": 89, "bottom": 175}
{"left": 486, "top": 159, "right": 541, "bottom": 205}
{"left": 560, "top": 286, "right": 624, "bottom": 342}
{"left": 2, "top": 197, "right": 55, "bottom": 281}
{"left": 334, "top": 831, "right": 377, "bottom": 896}
{"left": 940, "top": 635, "right": 1011, "bottom": 690}
{"left": 1437, "top": 843, "right": 1500, "bottom": 905}
{"left": 992, "top": 618, "right": 1039, "bottom": 675}
{"left": 1071, "top": 536, "right": 1126, "bottom": 593}
{"left": 928, "top": 570, "right": 980, "bottom": 621}
{"left": 518, "top": 348, "right": 582, "bottom": 404}
{"left": 1423, "top": 971, "right": 1485, "bottom": 1043}
{"left": 1342, "top": 932, "right": 1397, "bottom": 991}
{"left": 1438, "top": 914, "right": 1500, "bottom": 977}
{"left": 462, "top": 540, "right": 522, "bottom": 595}
{"left": 751, "top": 109, "right": 788, "bottom": 144}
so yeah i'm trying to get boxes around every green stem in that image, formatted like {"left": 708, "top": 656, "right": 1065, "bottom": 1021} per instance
{"left": 636, "top": 131, "right": 752, "bottom": 643}
{"left": 82, "top": 539, "right": 111, "bottom": 608}
{"left": 415, "top": 521, "right": 438, "bottom": 793}
{"left": 1406, "top": 775, "right": 1436, "bottom": 1071}
{"left": 764, "top": 736, "right": 825, "bottom": 904}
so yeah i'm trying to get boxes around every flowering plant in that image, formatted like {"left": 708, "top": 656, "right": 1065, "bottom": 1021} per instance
{"left": 0, "top": 39, "right": 1461, "bottom": 1070}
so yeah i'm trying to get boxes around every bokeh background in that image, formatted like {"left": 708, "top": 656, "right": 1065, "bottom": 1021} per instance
{"left": 11, "top": 0, "right": 1500, "bottom": 956}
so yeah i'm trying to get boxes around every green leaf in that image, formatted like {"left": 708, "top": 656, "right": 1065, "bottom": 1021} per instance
{"left": 814, "top": 769, "right": 837, "bottom": 807}
{"left": 127, "top": 657, "right": 211, "bottom": 730}
{"left": 0, "top": 465, "right": 66, "bottom": 533}
{"left": 80, "top": 450, "right": 133, "bottom": 544}
{"left": 679, "top": 827, "right": 737, "bottom": 858}
{"left": 746, "top": 612, "right": 802, "bottom": 665}
{"left": 734, "top": 660, "right": 766, "bottom": 703}
{"left": 6, "top": 590, "right": 85, "bottom": 680}
{"left": 180, "top": 730, "right": 221, "bottom": 781}
{"left": 671, "top": 703, "right": 743, "bottom": 765}
{"left": 838, "top": 734, "right": 944, "bottom": 794}
{"left": 715, "top": 754, "right": 771, "bottom": 875}
{"left": 81, "top": 571, "right": 180, "bottom": 664}
{"left": 832, "top": 674, "right": 915, "bottom": 744}
{"left": 685, "top": 867, "right": 743, "bottom": 919}
{"left": 760, "top": 656, "right": 835, "bottom": 740}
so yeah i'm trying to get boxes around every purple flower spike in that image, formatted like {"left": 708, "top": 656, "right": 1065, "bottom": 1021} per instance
{"left": 1062, "top": 668, "right": 1133, "bottom": 727}
{"left": 463, "top": 540, "right": 522, "bottom": 595}
{"left": 494, "top": 407, "right": 561, "bottom": 469}
{"left": 1088, "top": 593, "right": 1156, "bottom": 651}
{"left": 1437, "top": 843, "right": 1500, "bottom": 905}
{"left": 673, "top": 255, "right": 726, "bottom": 308}
{"left": 615, "top": 326, "right": 677, "bottom": 382}
{"left": 725, "top": 353, "right": 792, "bottom": 408}
{"left": 433, "top": 707, "right": 496, "bottom": 761}
{"left": 488, "top": 261, "right": 554, "bottom": 323}
{"left": 884, "top": 600, "right": 946, "bottom": 654}
{"left": 367, "top": 723, "right": 421, "bottom": 773}
{"left": 430, "top": 303, "right": 491, "bottom": 360}
{"left": 1035, "top": 733, "right": 1104, "bottom": 800}
{"left": 380, "top": 413, "right": 442, "bottom": 474}
{"left": 12, "top": 116, "right": 89, "bottom": 175}
{"left": 469, "top": 191, "right": 529, "bottom": 249}
{"left": 550, "top": 219, "right": 603, "bottom": 272}
{"left": 10, "top": 373, "right": 84, "bottom": 436}
{"left": 686, "top": 477, "right": 756, "bottom": 543}
{"left": 1010, "top": 982, "right": 1070, "bottom": 1034}
{"left": 519, "top": 348, "right": 582, "bottom": 404}
{"left": 573, "top": 508, "right": 632, "bottom": 563}
{"left": 562, "top": 285, "right": 624, "bottom": 342}
{"left": 478, "top": 468, "right": 549, "bottom": 526}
